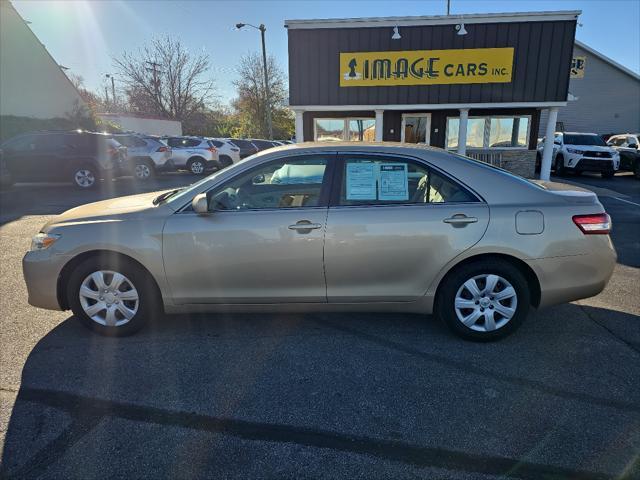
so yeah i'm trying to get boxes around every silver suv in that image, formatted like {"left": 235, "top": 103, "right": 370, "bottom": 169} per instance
{"left": 110, "top": 134, "right": 172, "bottom": 181}
{"left": 165, "top": 137, "right": 221, "bottom": 175}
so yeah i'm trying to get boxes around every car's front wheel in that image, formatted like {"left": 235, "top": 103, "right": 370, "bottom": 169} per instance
{"left": 554, "top": 155, "right": 566, "bottom": 176}
{"left": 436, "top": 259, "right": 531, "bottom": 341}
{"left": 67, "top": 256, "right": 159, "bottom": 336}
{"left": 601, "top": 170, "right": 615, "bottom": 179}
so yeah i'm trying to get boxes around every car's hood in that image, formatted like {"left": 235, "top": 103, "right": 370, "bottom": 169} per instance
{"left": 43, "top": 190, "right": 173, "bottom": 230}
{"left": 567, "top": 145, "right": 614, "bottom": 152}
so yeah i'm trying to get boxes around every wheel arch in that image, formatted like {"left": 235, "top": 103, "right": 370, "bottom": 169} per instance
{"left": 433, "top": 252, "right": 541, "bottom": 309}
{"left": 57, "top": 249, "right": 164, "bottom": 311}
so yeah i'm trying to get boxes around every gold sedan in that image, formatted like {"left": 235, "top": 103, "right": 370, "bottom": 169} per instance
{"left": 23, "top": 143, "right": 616, "bottom": 340}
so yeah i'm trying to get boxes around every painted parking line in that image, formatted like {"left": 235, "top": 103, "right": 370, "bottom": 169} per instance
{"left": 610, "top": 196, "right": 640, "bottom": 207}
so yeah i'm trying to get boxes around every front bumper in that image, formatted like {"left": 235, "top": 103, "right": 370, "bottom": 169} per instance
{"left": 566, "top": 154, "right": 619, "bottom": 172}
{"left": 23, "top": 250, "right": 69, "bottom": 311}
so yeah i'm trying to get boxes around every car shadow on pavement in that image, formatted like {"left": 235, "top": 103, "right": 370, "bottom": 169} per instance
{"left": 2, "top": 305, "right": 639, "bottom": 479}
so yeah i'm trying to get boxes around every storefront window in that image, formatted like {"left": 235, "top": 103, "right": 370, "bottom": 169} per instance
{"left": 348, "top": 119, "right": 376, "bottom": 141}
{"left": 315, "top": 119, "right": 345, "bottom": 142}
{"left": 315, "top": 118, "right": 376, "bottom": 142}
{"left": 446, "top": 116, "right": 530, "bottom": 149}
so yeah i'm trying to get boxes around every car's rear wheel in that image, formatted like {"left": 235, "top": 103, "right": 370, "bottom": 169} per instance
{"left": 634, "top": 161, "right": 640, "bottom": 179}
{"left": 436, "top": 259, "right": 530, "bottom": 341}
{"left": 554, "top": 155, "right": 566, "bottom": 176}
{"left": 67, "top": 256, "right": 159, "bottom": 336}
{"left": 133, "top": 160, "right": 155, "bottom": 181}
{"left": 219, "top": 155, "right": 233, "bottom": 168}
{"left": 72, "top": 164, "right": 98, "bottom": 188}
{"left": 187, "top": 157, "right": 206, "bottom": 175}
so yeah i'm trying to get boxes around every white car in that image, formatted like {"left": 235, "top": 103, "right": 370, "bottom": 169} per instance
{"left": 537, "top": 132, "right": 620, "bottom": 178}
{"left": 206, "top": 138, "right": 241, "bottom": 167}
{"left": 109, "top": 134, "right": 172, "bottom": 180}
{"left": 165, "top": 137, "right": 221, "bottom": 175}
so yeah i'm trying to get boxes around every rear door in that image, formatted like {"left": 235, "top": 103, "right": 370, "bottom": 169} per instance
{"left": 324, "top": 153, "right": 489, "bottom": 302}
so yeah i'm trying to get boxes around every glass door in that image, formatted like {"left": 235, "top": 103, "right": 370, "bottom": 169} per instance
{"left": 401, "top": 113, "right": 431, "bottom": 145}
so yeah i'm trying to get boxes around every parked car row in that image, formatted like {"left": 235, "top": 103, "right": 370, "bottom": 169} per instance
{"left": 0, "top": 130, "right": 291, "bottom": 188}
{"left": 536, "top": 131, "right": 639, "bottom": 179}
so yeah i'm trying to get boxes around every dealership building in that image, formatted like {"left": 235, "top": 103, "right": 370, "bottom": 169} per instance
{"left": 286, "top": 11, "right": 582, "bottom": 178}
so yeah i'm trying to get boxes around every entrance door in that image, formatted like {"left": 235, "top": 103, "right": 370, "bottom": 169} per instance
{"left": 401, "top": 114, "right": 431, "bottom": 144}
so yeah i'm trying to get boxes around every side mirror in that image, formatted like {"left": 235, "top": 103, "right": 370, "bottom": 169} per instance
{"left": 252, "top": 173, "right": 265, "bottom": 184}
{"left": 192, "top": 193, "right": 210, "bottom": 215}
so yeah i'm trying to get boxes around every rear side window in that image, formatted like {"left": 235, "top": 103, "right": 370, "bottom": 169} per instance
{"left": 209, "top": 140, "right": 224, "bottom": 148}
{"left": 115, "top": 136, "right": 147, "bottom": 148}
{"left": 339, "top": 156, "right": 477, "bottom": 206}
{"left": 230, "top": 139, "right": 256, "bottom": 150}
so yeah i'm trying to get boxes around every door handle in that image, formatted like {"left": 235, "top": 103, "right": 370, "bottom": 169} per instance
{"left": 288, "top": 221, "right": 322, "bottom": 232}
{"left": 443, "top": 214, "right": 478, "bottom": 226}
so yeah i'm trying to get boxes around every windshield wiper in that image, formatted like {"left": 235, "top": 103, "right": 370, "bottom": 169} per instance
{"left": 153, "top": 188, "right": 183, "bottom": 205}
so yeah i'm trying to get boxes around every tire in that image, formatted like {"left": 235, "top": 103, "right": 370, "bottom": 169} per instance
{"left": 554, "top": 155, "right": 566, "bottom": 176}
{"left": 72, "top": 163, "right": 98, "bottom": 188}
{"left": 219, "top": 155, "right": 233, "bottom": 168}
{"left": 436, "top": 259, "right": 531, "bottom": 341}
{"left": 132, "top": 159, "right": 155, "bottom": 181}
{"left": 634, "top": 162, "right": 640, "bottom": 180}
{"left": 601, "top": 170, "right": 615, "bottom": 179}
{"left": 187, "top": 157, "right": 206, "bottom": 175}
{"left": 534, "top": 154, "right": 541, "bottom": 174}
{"left": 67, "top": 255, "right": 160, "bottom": 336}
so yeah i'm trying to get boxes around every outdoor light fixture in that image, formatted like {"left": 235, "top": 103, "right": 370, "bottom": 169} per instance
{"left": 455, "top": 23, "right": 468, "bottom": 35}
{"left": 392, "top": 26, "right": 401, "bottom": 40}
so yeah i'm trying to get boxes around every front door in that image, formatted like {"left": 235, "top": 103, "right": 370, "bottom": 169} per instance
{"left": 401, "top": 113, "right": 431, "bottom": 144}
{"left": 162, "top": 154, "right": 334, "bottom": 304}
{"left": 324, "top": 154, "right": 489, "bottom": 302}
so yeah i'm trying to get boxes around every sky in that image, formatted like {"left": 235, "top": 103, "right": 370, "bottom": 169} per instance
{"left": 12, "top": 0, "right": 640, "bottom": 105}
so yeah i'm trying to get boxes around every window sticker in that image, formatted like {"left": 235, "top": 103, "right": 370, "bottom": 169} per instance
{"left": 346, "top": 162, "right": 377, "bottom": 200}
{"left": 378, "top": 163, "right": 409, "bottom": 201}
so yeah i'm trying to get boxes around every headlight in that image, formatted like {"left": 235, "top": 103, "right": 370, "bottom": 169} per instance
{"left": 30, "top": 233, "right": 61, "bottom": 251}
{"left": 566, "top": 148, "right": 583, "bottom": 154}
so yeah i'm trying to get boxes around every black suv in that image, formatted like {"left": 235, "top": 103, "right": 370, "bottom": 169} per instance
{"left": 0, "top": 131, "right": 127, "bottom": 188}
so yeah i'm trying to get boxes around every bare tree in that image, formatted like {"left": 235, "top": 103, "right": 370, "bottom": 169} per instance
{"left": 232, "top": 52, "right": 292, "bottom": 138}
{"left": 114, "top": 36, "right": 215, "bottom": 121}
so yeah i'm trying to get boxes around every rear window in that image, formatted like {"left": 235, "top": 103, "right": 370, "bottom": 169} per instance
{"left": 114, "top": 135, "right": 147, "bottom": 148}
{"left": 230, "top": 139, "right": 256, "bottom": 150}
{"left": 563, "top": 134, "right": 606, "bottom": 146}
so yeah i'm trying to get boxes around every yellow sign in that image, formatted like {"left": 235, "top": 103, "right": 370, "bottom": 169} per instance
{"left": 571, "top": 56, "right": 586, "bottom": 78}
{"left": 339, "top": 47, "right": 514, "bottom": 87}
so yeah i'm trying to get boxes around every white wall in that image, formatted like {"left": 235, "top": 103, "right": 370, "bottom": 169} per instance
{"left": 97, "top": 114, "right": 182, "bottom": 136}
{"left": 539, "top": 43, "right": 640, "bottom": 136}
{"left": 0, "top": 1, "right": 86, "bottom": 119}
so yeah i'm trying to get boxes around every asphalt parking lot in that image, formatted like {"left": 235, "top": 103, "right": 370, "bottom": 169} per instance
{"left": 0, "top": 172, "right": 638, "bottom": 479}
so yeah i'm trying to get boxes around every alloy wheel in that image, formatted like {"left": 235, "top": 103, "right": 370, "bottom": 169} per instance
{"left": 190, "top": 161, "right": 204, "bottom": 174}
{"left": 134, "top": 164, "right": 151, "bottom": 179}
{"left": 75, "top": 169, "right": 95, "bottom": 188}
{"left": 454, "top": 274, "right": 518, "bottom": 332}
{"left": 79, "top": 270, "right": 139, "bottom": 327}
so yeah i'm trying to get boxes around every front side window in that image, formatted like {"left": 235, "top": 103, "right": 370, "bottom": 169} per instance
{"left": 207, "top": 155, "right": 329, "bottom": 211}
{"left": 446, "top": 116, "right": 531, "bottom": 149}
{"left": 339, "top": 156, "right": 476, "bottom": 206}
{"left": 3, "top": 135, "right": 36, "bottom": 152}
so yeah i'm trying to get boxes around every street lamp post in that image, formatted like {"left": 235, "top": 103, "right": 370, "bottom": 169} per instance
{"left": 236, "top": 22, "right": 274, "bottom": 140}
{"left": 105, "top": 74, "right": 116, "bottom": 109}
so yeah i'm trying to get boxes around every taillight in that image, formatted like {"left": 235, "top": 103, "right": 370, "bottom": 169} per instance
{"left": 207, "top": 146, "right": 217, "bottom": 153}
{"left": 157, "top": 146, "right": 169, "bottom": 152}
{"left": 572, "top": 213, "right": 611, "bottom": 234}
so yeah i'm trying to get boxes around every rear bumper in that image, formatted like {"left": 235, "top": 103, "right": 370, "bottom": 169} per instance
{"left": 528, "top": 237, "right": 617, "bottom": 308}
{"left": 156, "top": 159, "right": 176, "bottom": 172}
{"left": 23, "top": 250, "right": 69, "bottom": 311}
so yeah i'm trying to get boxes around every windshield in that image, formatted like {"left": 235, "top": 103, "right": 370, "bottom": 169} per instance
{"left": 563, "top": 134, "right": 607, "bottom": 146}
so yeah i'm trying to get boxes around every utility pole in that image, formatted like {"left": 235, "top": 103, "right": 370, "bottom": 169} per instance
{"left": 447, "top": 0, "right": 451, "bottom": 15}
{"left": 104, "top": 86, "right": 109, "bottom": 107}
{"left": 145, "top": 61, "right": 163, "bottom": 96}
{"left": 236, "top": 22, "right": 274, "bottom": 140}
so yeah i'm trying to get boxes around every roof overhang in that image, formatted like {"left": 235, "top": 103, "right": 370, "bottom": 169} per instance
{"left": 289, "top": 101, "right": 567, "bottom": 111}
{"left": 285, "top": 10, "right": 581, "bottom": 30}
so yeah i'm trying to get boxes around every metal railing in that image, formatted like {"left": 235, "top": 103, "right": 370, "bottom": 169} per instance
{"left": 466, "top": 150, "right": 503, "bottom": 168}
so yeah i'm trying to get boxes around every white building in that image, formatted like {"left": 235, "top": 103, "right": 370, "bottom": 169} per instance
{"left": 0, "top": 1, "right": 86, "bottom": 119}
{"left": 96, "top": 113, "right": 182, "bottom": 136}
